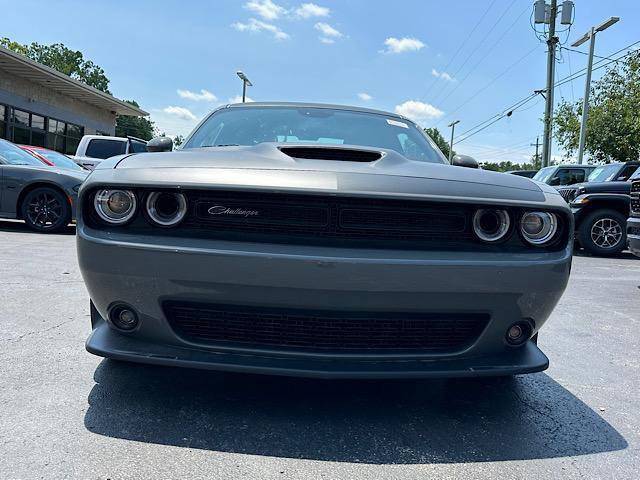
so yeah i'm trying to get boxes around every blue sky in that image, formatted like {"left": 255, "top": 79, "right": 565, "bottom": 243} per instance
{"left": 2, "top": 0, "right": 638, "bottom": 163}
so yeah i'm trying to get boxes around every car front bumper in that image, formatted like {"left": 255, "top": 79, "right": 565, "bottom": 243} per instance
{"left": 78, "top": 226, "right": 572, "bottom": 378}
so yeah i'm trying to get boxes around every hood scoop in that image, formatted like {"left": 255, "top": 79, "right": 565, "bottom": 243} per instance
{"left": 279, "top": 146, "right": 382, "bottom": 162}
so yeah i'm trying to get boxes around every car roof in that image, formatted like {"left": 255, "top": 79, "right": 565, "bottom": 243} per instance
{"left": 222, "top": 101, "right": 410, "bottom": 121}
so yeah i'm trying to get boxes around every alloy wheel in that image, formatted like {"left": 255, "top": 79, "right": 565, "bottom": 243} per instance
{"left": 26, "top": 191, "right": 64, "bottom": 229}
{"left": 590, "top": 218, "right": 623, "bottom": 249}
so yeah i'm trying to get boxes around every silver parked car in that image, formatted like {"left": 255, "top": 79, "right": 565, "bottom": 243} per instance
{"left": 0, "top": 139, "right": 88, "bottom": 232}
{"left": 78, "top": 102, "right": 572, "bottom": 379}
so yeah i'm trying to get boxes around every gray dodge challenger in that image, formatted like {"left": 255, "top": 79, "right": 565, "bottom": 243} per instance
{"left": 0, "top": 139, "right": 87, "bottom": 232}
{"left": 78, "top": 102, "right": 572, "bottom": 378}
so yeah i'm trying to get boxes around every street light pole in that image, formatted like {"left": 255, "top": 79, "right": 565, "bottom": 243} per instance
{"left": 447, "top": 120, "right": 460, "bottom": 162}
{"left": 236, "top": 71, "right": 253, "bottom": 103}
{"left": 572, "top": 17, "right": 619, "bottom": 164}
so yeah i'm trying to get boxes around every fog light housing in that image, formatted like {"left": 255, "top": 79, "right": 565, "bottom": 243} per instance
{"left": 505, "top": 321, "right": 532, "bottom": 346}
{"left": 109, "top": 304, "right": 139, "bottom": 331}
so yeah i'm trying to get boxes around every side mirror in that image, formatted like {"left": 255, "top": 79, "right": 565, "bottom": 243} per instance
{"left": 147, "top": 136, "right": 173, "bottom": 152}
{"left": 452, "top": 154, "right": 479, "bottom": 169}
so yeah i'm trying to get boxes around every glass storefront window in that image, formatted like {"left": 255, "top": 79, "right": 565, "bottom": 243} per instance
{"left": 31, "top": 114, "right": 45, "bottom": 130}
{"left": 12, "top": 109, "right": 29, "bottom": 126}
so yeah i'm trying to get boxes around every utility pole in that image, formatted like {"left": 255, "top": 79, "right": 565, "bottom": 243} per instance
{"left": 447, "top": 120, "right": 459, "bottom": 163}
{"left": 530, "top": 136, "right": 541, "bottom": 167}
{"left": 541, "top": 0, "right": 558, "bottom": 168}
{"left": 572, "top": 17, "right": 620, "bottom": 164}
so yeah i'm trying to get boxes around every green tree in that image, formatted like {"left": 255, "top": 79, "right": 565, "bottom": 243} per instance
{"left": 1, "top": 38, "right": 111, "bottom": 93}
{"left": 115, "top": 100, "right": 155, "bottom": 140}
{"left": 553, "top": 50, "right": 640, "bottom": 162}
{"left": 424, "top": 127, "right": 455, "bottom": 159}
{"left": 173, "top": 135, "right": 184, "bottom": 147}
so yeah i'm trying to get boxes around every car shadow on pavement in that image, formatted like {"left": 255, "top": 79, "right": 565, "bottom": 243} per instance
{"left": 84, "top": 360, "right": 627, "bottom": 464}
{"left": 0, "top": 219, "right": 75, "bottom": 235}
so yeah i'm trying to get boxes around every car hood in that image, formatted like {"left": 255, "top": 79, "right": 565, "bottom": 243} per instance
{"left": 564, "top": 180, "right": 631, "bottom": 194}
{"left": 91, "top": 144, "right": 561, "bottom": 205}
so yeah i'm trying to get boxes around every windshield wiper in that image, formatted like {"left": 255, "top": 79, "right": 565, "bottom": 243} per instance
{"left": 202, "top": 144, "right": 240, "bottom": 147}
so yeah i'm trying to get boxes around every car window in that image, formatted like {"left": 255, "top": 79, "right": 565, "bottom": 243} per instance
{"left": 129, "top": 139, "right": 148, "bottom": 153}
{"left": 616, "top": 164, "right": 639, "bottom": 181}
{"left": 184, "top": 106, "right": 447, "bottom": 164}
{"left": 0, "top": 140, "right": 44, "bottom": 166}
{"left": 533, "top": 166, "right": 555, "bottom": 183}
{"left": 552, "top": 168, "right": 585, "bottom": 185}
{"left": 588, "top": 164, "right": 623, "bottom": 182}
{"left": 85, "top": 139, "right": 127, "bottom": 159}
{"left": 38, "top": 150, "right": 85, "bottom": 171}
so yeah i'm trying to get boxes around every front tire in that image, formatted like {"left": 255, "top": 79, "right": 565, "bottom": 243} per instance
{"left": 578, "top": 209, "right": 627, "bottom": 257}
{"left": 20, "top": 187, "right": 71, "bottom": 233}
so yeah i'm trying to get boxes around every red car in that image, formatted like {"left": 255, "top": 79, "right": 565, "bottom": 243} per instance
{"left": 19, "top": 145, "right": 87, "bottom": 172}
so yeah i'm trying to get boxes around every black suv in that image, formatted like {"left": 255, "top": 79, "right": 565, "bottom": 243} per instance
{"left": 628, "top": 178, "right": 640, "bottom": 257}
{"left": 558, "top": 161, "right": 640, "bottom": 256}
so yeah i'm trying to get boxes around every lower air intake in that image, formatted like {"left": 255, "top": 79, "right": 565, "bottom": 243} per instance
{"left": 164, "top": 302, "right": 489, "bottom": 354}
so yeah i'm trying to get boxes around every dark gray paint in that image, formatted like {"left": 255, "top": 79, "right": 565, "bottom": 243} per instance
{"left": 0, "top": 158, "right": 87, "bottom": 219}
{"left": 1, "top": 227, "right": 637, "bottom": 478}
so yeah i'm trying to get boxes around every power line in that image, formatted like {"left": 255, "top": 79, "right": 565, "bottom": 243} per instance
{"left": 422, "top": 0, "right": 499, "bottom": 100}
{"left": 436, "top": 44, "right": 540, "bottom": 127}
{"left": 433, "top": 2, "right": 531, "bottom": 106}
{"left": 452, "top": 41, "right": 640, "bottom": 144}
{"left": 431, "top": 0, "right": 518, "bottom": 102}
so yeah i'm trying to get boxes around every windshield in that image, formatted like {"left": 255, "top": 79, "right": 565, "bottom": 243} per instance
{"left": 533, "top": 166, "right": 556, "bottom": 183}
{"left": 37, "top": 149, "right": 85, "bottom": 171}
{"left": 588, "top": 164, "right": 620, "bottom": 182}
{"left": 184, "top": 106, "right": 447, "bottom": 164}
{"left": 0, "top": 140, "right": 44, "bottom": 166}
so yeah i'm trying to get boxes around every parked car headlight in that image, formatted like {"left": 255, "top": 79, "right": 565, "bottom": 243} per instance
{"left": 145, "top": 192, "right": 188, "bottom": 227}
{"left": 473, "top": 209, "right": 511, "bottom": 243}
{"left": 520, "top": 211, "right": 558, "bottom": 245}
{"left": 94, "top": 189, "right": 137, "bottom": 224}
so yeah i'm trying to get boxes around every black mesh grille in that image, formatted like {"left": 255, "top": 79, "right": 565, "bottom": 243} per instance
{"left": 183, "top": 191, "right": 471, "bottom": 245}
{"left": 164, "top": 301, "right": 489, "bottom": 354}
{"left": 631, "top": 197, "right": 640, "bottom": 214}
{"left": 279, "top": 147, "right": 382, "bottom": 162}
{"left": 558, "top": 188, "right": 577, "bottom": 203}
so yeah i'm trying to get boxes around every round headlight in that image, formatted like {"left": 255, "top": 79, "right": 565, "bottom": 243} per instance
{"left": 520, "top": 211, "right": 558, "bottom": 245}
{"left": 145, "top": 192, "right": 188, "bottom": 227}
{"left": 94, "top": 189, "right": 137, "bottom": 224}
{"left": 473, "top": 209, "right": 511, "bottom": 243}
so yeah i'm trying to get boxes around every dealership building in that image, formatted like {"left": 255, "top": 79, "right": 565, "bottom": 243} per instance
{"left": 0, "top": 46, "right": 147, "bottom": 155}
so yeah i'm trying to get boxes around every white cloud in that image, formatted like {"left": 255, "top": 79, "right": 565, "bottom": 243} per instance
{"left": 177, "top": 89, "right": 217, "bottom": 102}
{"left": 295, "top": 3, "right": 330, "bottom": 18}
{"left": 314, "top": 22, "right": 342, "bottom": 38}
{"left": 431, "top": 68, "right": 455, "bottom": 82}
{"left": 380, "top": 37, "right": 425, "bottom": 54}
{"left": 394, "top": 100, "right": 444, "bottom": 123}
{"left": 163, "top": 106, "right": 197, "bottom": 121}
{"left": 228, "top": 95, "right": 255, "bottom": 104}
{"left": 232, "top": 18, "right": 289, "bottom": 40}
{"left": 358, "top": 92, "right": 372, "bottom": 101}
{"left": 244, "top": 0, "right": 286, "bottom": 20}
{"left": 314, "top": 22, "right": 342, "bottom": 44}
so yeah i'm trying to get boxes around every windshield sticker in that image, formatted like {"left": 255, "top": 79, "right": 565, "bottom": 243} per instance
{"left": 386, "top": 119, "right": 408, "bottom": 129}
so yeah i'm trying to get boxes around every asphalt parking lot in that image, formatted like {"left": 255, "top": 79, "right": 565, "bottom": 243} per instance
{"left": 0, "top": 220, "right": 638, "bottom": 480}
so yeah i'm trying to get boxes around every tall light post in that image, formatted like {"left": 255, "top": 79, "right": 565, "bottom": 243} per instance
{"left": 236, "top": 71, "right": 253, "bottom": 103}
{"left": 571, "top": 16, "right": 619, "bottom": 164}
{"left": 447, "top": 120, "right": 460, "bottom": 162}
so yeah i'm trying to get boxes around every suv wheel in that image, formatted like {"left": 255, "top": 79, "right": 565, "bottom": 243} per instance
{"left": 578, "top": 209, "right": 627, "bottom": 257}
{"left": 20, "top": 187, "right": 71, "bottom": 233}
